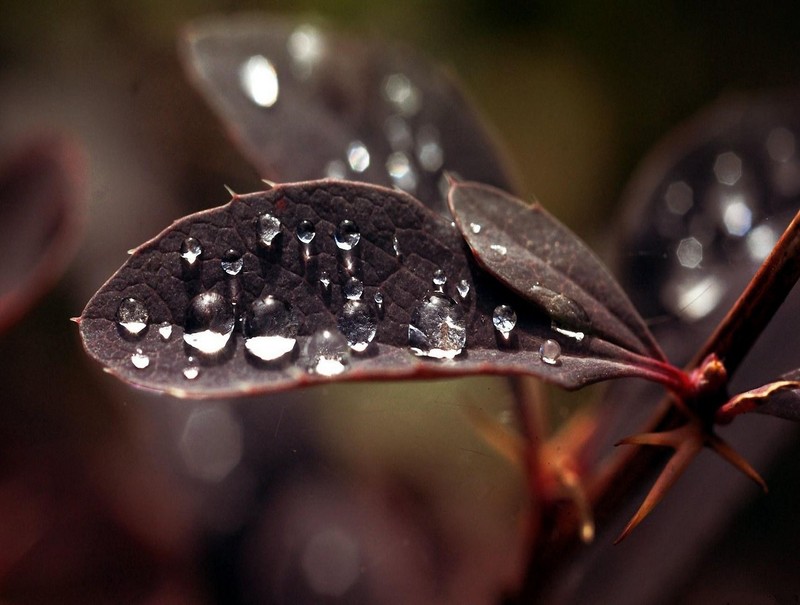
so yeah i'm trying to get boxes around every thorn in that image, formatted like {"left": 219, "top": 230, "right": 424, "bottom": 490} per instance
{"left": 261, "top": 178, "right": 276, "bottom": 189}
{"left": 708, "top": 433, "right": 768, "bottom": 492}
{"left": 223, "top": 184, "right": 237, "bottom": 198}
{"left": 69, "top": 316, "right": 81, "bottom": 324}
{"left": 463, "top": 406, "right": 525, "bottom": 467}
{"left": 443, "top": 170, "right": 459, "bottom": 187}
{"left": 614, "top": 423, "right": 702, "bottom": 543}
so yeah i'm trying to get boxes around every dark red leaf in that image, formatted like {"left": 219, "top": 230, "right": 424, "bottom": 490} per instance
{"left": 0, "top": 136, "right": 86, "bottom": 332}
{"left": 448, "top": 180, "right": 667, "bottom": 361}
{"left": 79, "top": 181, "right": 681, "bottom": 399}
{"left": 179, "top": 14, "right": 518, "bottom": 214}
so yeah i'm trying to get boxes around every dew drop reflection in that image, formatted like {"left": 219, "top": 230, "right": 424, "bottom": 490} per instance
{"left": 664, "top": 181, "right": 693, "bottom": 215}
{"left": 713, "top": 151, "right": 742, "bottom": 186}
{"left": 301, "top": 527, "right": 361, "bottom": 598}
{"left": 383, "top": 73, "right": 421, "bottom": 116}
{"left": 180, "top": 406, "right": 243, "bottom": 483}
{"left": 416, "top": 125, "right": 444, "bottom": 172}
{"left": 721, "top": 194, "right": 753, "bottom": 237}
{"left": 347, "top": 141, "right": 370, "bottom": 173}
{"left": 746, "top": 223, "right": 779, "bottom": 262}
{"left": 386, "top": 151, "right": 417, "bottom": 192}
{"left": 662, "top": 273, "right": 726, "bottom": 322}
{"left": 287, "top": 24, "right": 323, "bottom": 79}
{"left": 325, "top": 160, "right": 347, "bottom": 179}
{"left": 239, "top": 55, "right": 279, "bottom": 108}
{"left": 676, "top": 237, "right": 703, "bottom": 269}
{"left": 767, "top": 127, "right": 795, "bottom": 162}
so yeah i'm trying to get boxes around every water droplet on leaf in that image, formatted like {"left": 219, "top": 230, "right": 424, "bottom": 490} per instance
{"left": 539, "top": 339, "right": 561, "bottom": 365}
{"left": 337, "top": 300, "right": 377, "bottom": 352}
{"left": 335, "top": 220, "right": 360, "bottom": 250}
{"left": 343, "top": 276, "right": 364, "bottom": 300}
{"left": 296, "top": 220, "right": 316, "bottom": 244}
{"left": 257, "top": 212, "right": 282, "bottom": 247}
{"left": 183, "top": 365, "right": 200, "bottom": 380}
{"left": 374, "top": 291, "right": 384, "bottom": 309}
{"left": 157, "top": 322, "right": 173, "bottom": 340}
{"left": 432, "top": 270, "right": 447, "bottom": 288}
{"left": 492, "top": 305, "right": 517, "bottom": 337}
{"left": 408, "top": 293, "right": 466, "bottom": 359}
{"left": 116, "top": 297, "right": 149, "bottom": 337}
{"left": 304, "top": 329, "right": 350, "bottom": 376}
{"left": 183, "top": 292, "right": 235, "bottom": 355}
{"left": 131, "top": 348, "right": 150, "bottom": 369}
{"left": 243, "top": 295, "right": 299, "bottom": 362}
{"left": 221, "top": 249, "right": 243, "bottom": 276}
{"left": 180, "top": 237, "right": 202, "bottom": 266}
{"left": 456, "top": 279, "right": 470, "bottom": 300}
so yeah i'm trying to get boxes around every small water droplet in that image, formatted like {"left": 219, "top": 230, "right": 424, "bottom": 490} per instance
{"left": 116, "top": 297, "right": 149, "bottom": 336}
{"left": 408, "top": 293, "right": 466, "bottom": 359}
{"left": 492, "top": 305, "right": 517, "bottom": 337}
{"left": 304, "top": 329, "right": 350, "bottom": 376}
{"left": 335, "top": 220, "right": 360, "bottom": 250}
{"left": 183, "top": 292, "right": 235, "bottom": 355}
{"left": 257, "top": 213, "right": 282, "bottom": 247}
{"left": 469, "top": 223, "right": 482, "bottom": 235}
{"left": 343, "top": 276, "right": 364, "bottom": 300}
{"left": 296, "top": 220, "right": 316, "bottom": 244}
{"left": 243, "top": 295, "right": 299, "bottom": 362}
{"left": 180, "top": 237, "right": 202, "bottom": 266}
{"left": 374, "top": 291, "right": 384, "bottom": 309}
{"left": 552, "top": 322, "right": 585, "bottom": 342}
{"left": 319, "top": 271, "right": 331, "bottom": 292}
{"left": 346, "top": 141, "right": 370, "bottom": 173}
{"left": 221, "top": 249, "right": 243, "bottom": 276}
{"left": 131, "top": 348, "right": 150, "bottom": 369}
{"left": 488, "top": 243, "right": 508, "bottom": 260}
{"left": 157, "top": 322, "right": 173, "bottom": 340}
{"left": 456, "top": 280, "right": 470, "bottom": 300}
{"left": 392, "top": 235, "right": 401, "bottom": 258}
{"left": 239, "top": 55, "right": 279, "bottom": 108}
{"left": 432, "top": 270, "right": 447, "bottom": 288}
{"left": 338, "top": 300, "right": 377, "bottom": 352}
{"left": 183, "top": 365, "right": 200, "bottom": 380}
{"left": 539, "top": 339, "right": 561, "bottom": 365}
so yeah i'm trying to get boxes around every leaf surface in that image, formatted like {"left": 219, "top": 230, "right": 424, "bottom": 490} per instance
{"left": 79, "top": 181, "right": 678, "bottom": 399}
{"left": 448, "top": 181, "right": 666, "bottom": 361}
{"left": 180, "top": 14, "right": 517, "bottom": 214}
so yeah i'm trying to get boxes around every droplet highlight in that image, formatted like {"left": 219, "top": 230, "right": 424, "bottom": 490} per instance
{"left": 183, "top": 292, "right": 235, "bottom": 355}
{"left": 157, "top": 322, "right": 173, "bottom": 341}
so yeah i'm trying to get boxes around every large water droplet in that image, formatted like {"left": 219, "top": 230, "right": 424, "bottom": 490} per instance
{"left": 408, "top": 293, "right": 466, "bottom": 359}
{"left": 539, "top": 339, "right": 561, "bottom": 365}
{"left": 239, "top": 55, "right": 279, "bottom": 108}
{"left": 131, "top": 348, "right": 150, "bottom": 369}
{"left": 180, "top": 237, "right": 202, "bottom": 266}
{"left": 346, "top": 141, "right": 370, "bottom": 173}
{"left": 338, "top": 300, "right": 377, "bottom": 352}
{"left": 456, "top": 280, "right": 470, "bottom": 300}
{"left": 529, "top": 284, "right": 590, "bottom": 329}
{"left": 257, "top": 213, "right": 282, "bottom": 247}
{"left": 304, "top": 329, "right": 350, "bottom": 376}
{"left": 183, "top": 292, "right": 235, "bottom": 355}
{"left": 335, "top": 220, "right": 360, "bottom": 250}
{"left": 158, "top": 322, "right": 173, "bottom": 341}
{"left": 243, "top": 295, "right": 299, "bottom": 362}
{"left": 221, "top": 249, "right": 243, "bottom": 276}
{"left": 492, "top": 305, "right": 517, "bottom": 337}
{"left": 343, "top": 276, "right": 364, "bottom": 300}
{"left": 296, "top": 220, "right": 316, "bottom": 244}
{"left": 116, "top": 297, "right": 149, "bottom": 336}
